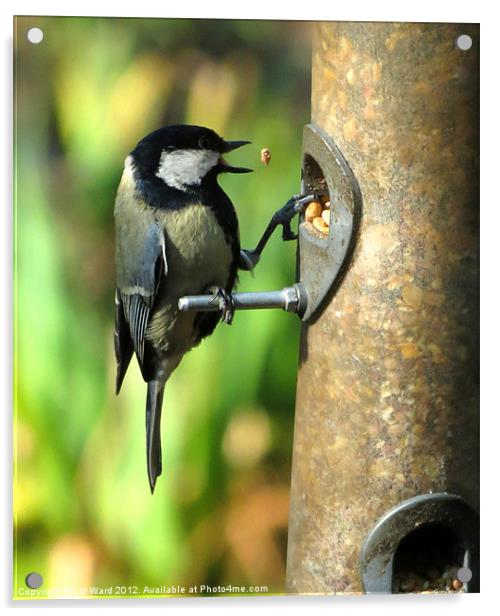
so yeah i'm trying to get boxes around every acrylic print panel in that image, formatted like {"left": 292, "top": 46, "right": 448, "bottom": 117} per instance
{"left": 14, "top": 15, "right": 311, "bottom": 599}
{"left": 14, "top": 16, "right": 479, "bottom": 599}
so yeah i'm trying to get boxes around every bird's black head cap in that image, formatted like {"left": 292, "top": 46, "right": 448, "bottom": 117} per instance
{"left": 130, "top": 125, "right": 252, "bottom": 180}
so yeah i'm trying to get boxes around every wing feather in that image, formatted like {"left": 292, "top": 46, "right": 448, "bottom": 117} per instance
{"left": 115, "top": 218, "right": 166, "bottom": 383}
{"left": 114, "top": 289, "right": 133, "bottom": 394}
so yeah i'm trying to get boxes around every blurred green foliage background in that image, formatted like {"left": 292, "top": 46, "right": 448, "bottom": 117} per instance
{"left": 14, "top": 16, "right": 311, "bottom": 598}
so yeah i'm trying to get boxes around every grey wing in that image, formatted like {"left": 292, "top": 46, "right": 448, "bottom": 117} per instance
{"left": 115, "top": 219, "right": 167, "bottom": 383}
{"left": 114, "top": 288, "right": 133, "bottom": 394}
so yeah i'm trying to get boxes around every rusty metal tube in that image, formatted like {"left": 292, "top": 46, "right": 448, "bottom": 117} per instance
{"left": 286, "top": 22, "right": 479, "bottom": 594}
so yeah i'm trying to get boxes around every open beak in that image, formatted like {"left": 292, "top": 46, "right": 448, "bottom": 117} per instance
{"left": 220, "top": 139, "right": 253, "bottom": 173}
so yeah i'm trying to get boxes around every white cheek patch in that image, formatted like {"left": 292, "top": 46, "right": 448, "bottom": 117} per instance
{"left": 156, "top": 149, "right": 219, "bottom": 190}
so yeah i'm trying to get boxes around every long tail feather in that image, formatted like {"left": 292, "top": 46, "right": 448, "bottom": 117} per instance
{"left": 146, "top": 380, "right": 165, "bottom": 493}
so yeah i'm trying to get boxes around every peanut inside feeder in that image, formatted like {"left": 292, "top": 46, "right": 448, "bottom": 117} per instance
{"left": 304, "top": 194, "right": 331, "bottom": 236}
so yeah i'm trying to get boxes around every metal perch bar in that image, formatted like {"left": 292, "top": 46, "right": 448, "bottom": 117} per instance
{"left": 178, "top": 283, "right": 307, "bottom": 315}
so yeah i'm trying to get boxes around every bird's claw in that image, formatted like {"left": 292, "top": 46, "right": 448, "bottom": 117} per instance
{"left": 209, "top": 287, "right": 235, "bottom": 325}
{"left": 273, "top": 192, "right": 322, "bottom": 241}
{"left": 240, "top": 192, "right": 326, "bottom": 273}
{"left": 282, "top": 222, "right": 297, "bottom": 242}
{"left": 239, "top": 249, "right": 260, "bottom": 272}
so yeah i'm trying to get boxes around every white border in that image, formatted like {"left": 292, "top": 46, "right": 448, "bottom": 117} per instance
{"left": 0, "top": 0, "right": 487, "bottom": 21}
{"left": 2, "top": 1, "right": 497, "bottom": 614}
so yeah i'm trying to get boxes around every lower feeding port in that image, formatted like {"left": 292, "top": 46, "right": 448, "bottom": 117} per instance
{"left": 360, "top": 493, "right": 479, "bottom": 594}
{"left": 393, "top": 523, "right": 469, "bottom": 593}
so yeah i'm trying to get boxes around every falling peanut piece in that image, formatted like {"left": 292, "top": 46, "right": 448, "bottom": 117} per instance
{"left": 305, "top": 201, "right": 323, "bottom": 223}
{"left": 260, "top": 148, "right": 271, "bottom": 166}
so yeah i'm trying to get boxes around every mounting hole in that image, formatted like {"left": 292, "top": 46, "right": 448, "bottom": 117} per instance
{"left": 457, "top": 567, "right": 473, "bottom": 583}
{"left": 456, "top": 34, "right": 472, "bottom": 51}
{"left": 26, "top": 28, "right": 44, "bottom": 44}
{"left": 25, "top": 572, "right": 43, "bottom": 589}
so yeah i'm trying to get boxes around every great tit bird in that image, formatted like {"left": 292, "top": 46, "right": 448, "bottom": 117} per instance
{"left": 114, "top": 124, "right": 252, "bottom": 493}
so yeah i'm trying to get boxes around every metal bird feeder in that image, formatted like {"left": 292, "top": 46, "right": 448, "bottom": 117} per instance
{"left": 286, "top": 21, "right": 479, "bottom": 595}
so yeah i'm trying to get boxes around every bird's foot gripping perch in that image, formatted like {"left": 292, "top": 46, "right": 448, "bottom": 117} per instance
{"left": 239, "top": 192, "right": 323, "bottom": 271}
{"left": 208, "top": 286, "right": 235, "bottom": 325}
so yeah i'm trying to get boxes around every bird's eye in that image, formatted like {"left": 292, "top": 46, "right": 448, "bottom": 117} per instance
{"left": 198, "top": 136, "right": 211, "bottom": 149}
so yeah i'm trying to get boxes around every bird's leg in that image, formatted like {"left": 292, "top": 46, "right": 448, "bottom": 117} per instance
{"left": 239, "top": 193, "right": 322, "bottom": 271}
{"left": 208, "top": 286, "right": 235, "bottom": 325}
